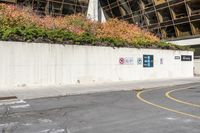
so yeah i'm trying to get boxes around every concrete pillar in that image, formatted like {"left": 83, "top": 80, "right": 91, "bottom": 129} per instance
{"left": 87, "top": 0, "right": 106, "bottom": 22}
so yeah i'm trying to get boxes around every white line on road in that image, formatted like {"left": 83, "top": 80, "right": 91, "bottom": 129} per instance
{"left": 0, "top": 100, "right": 26, "bottom": 106}
{"left": 39, "top": 129, "right": 65, "bottom": 133}
{"left": 165, "top": 117, "right": 177, "bottom": 121}
{"left": 38, "top": 119, "right": 52, "bottom": 123}
{"left": 0, "top": 122, "right": 19, "bottom": 127}
{"left": 51, "top": 129, "right": 65, "bottom": 133}
{"left": 39, "top": 129, "right": 50, "bottom": 133}
{"left": 10, "top": 104, "right": 30, "bottom": 109}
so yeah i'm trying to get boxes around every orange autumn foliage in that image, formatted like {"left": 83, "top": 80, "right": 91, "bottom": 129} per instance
{"left": 0, "top": 3, "right": 161, "bottom": 46}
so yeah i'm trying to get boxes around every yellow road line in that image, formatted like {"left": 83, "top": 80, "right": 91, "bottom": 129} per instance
{"left": 165, "top": 88, "right": 200, "bottom": 108}
{"left": 136, "top": 90, "right": 200, "bottom": 120}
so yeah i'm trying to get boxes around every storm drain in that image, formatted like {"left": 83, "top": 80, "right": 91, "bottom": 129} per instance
{"left": 133, "top": 88, "right": 145, "bottom": 94}
{"left": 0, "top": 96, "right": 17, "bottom": 101}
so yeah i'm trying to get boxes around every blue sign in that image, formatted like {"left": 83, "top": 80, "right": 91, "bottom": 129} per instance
{"left": 143, "top": 55, "right": 154, "bottom": 68}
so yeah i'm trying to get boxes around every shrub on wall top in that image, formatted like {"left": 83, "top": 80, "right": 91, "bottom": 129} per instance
{"left": 0, "top": 3, "right": 190, "bottom": 50}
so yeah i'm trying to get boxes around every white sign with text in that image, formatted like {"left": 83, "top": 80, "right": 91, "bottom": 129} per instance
{"left": 119, "top": 57, "right": 134, "bottom": 65}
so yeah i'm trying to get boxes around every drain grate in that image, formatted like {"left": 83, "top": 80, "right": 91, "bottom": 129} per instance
{"left": 0, "top": 96, "right": 17, "bottom": 101}
{"left": 133, "top": 88, "right": 145, "bottom": 93}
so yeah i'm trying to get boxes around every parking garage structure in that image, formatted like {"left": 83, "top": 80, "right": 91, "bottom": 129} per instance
{"left": 2, "top": 0, "right": 89, "bottom": 16}
{"left": 99, "top": 0, "right": 200, "bottom": 40}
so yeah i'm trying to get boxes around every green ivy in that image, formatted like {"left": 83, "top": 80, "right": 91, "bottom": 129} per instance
{"left": 0, "top": 24, "right": 191, "bottom": 50}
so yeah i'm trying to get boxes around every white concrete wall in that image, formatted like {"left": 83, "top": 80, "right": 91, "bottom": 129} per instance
{"left": 194, "top": 59, "right": 200, "bottom": 76}
{"left": 0, "top": 41, "right": 194, "bottom": 87}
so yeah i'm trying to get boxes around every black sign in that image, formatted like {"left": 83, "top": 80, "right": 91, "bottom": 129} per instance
{"left": 181, "top": 55, "right": 192, "bottom": 61}
{"left": 143, "top": 55, "right": 154, "bottom": 68}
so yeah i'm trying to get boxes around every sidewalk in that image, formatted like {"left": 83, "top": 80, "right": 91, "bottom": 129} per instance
{"left": 0, "top": 77, "right": 200, "bottom": 100}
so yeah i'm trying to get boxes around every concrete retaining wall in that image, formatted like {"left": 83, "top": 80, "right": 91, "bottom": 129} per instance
{"left": 194, "top": 59, "right": 200, "bottom": 76}
{"left": 0, "top": 41, "right": 194, "bottom": 87}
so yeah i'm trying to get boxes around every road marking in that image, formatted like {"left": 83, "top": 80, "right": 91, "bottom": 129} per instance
{"left": 165, "top": 117, "right": 176, "bottom": 121}
{"left": 10, "top": 104, "right": 30, "bottom": 109}
{"left": 51, "top": 129, "right": 65, "bottom": 133}
{"left": 39, "top": 129, "right": 65, "bottom": 133}
{"left": 0, "top": 100, "right": 26, "bottom": 106}
{"left": 0, "top": 122, "right": 19, "bottom": 127}
{"left": 136, "top": 90, "right": 200, "bottom": 120}
{"left": 39, "top": 129, "right": 50, "bottom": 133}
{"left": 165, "top": 88, "right": 200, "bottom": 108}
{"left": 38, "top": 118, "right": 52, "bottom": 123}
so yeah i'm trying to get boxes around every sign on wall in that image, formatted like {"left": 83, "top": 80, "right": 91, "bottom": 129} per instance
{"left": 175, "top": 56, "right": 180, "bottom": 60}
{"left": 137, "top": 58, "right": 142, "bottom": 65}
{"left": 181, "top": 55, "right": 192, "bottom": 61}
{"left": 119, "top": 57, "right": 134, "bottom": 65}
{"left": 160, "top": 58, "right": 163, "bottom": 65}
{"left": 143, "top": 55, "right": 154, "bottom": 68}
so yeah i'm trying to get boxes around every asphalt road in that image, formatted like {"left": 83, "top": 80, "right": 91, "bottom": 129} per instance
{"left": 0, "top": 83, "right": 200, "bottom": 133}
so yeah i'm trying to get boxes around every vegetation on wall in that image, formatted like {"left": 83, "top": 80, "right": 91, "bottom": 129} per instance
{"left": 0, "top": 3, "right": 190, "bottom": 50}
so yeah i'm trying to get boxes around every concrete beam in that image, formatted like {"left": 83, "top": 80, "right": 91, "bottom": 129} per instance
{"left": 169, "top": 37, "right": 200, "bottom": 46}
{"left": 87, "top": 0, "right": 106, "bottom": 22}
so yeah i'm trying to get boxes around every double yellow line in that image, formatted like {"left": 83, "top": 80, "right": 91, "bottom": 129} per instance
{"left": 136, "top": 85, "right": 200, "bottom": 120}
{"left": 165, "top": 88, "right": 200, "bottom": 108}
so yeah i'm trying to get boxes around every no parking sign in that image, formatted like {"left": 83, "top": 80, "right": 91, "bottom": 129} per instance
{"left": 119, "top": 57, "right": 134, "bottom": 65}
{"left": 119, "top": 58, "right": 125, "bottom": 64}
